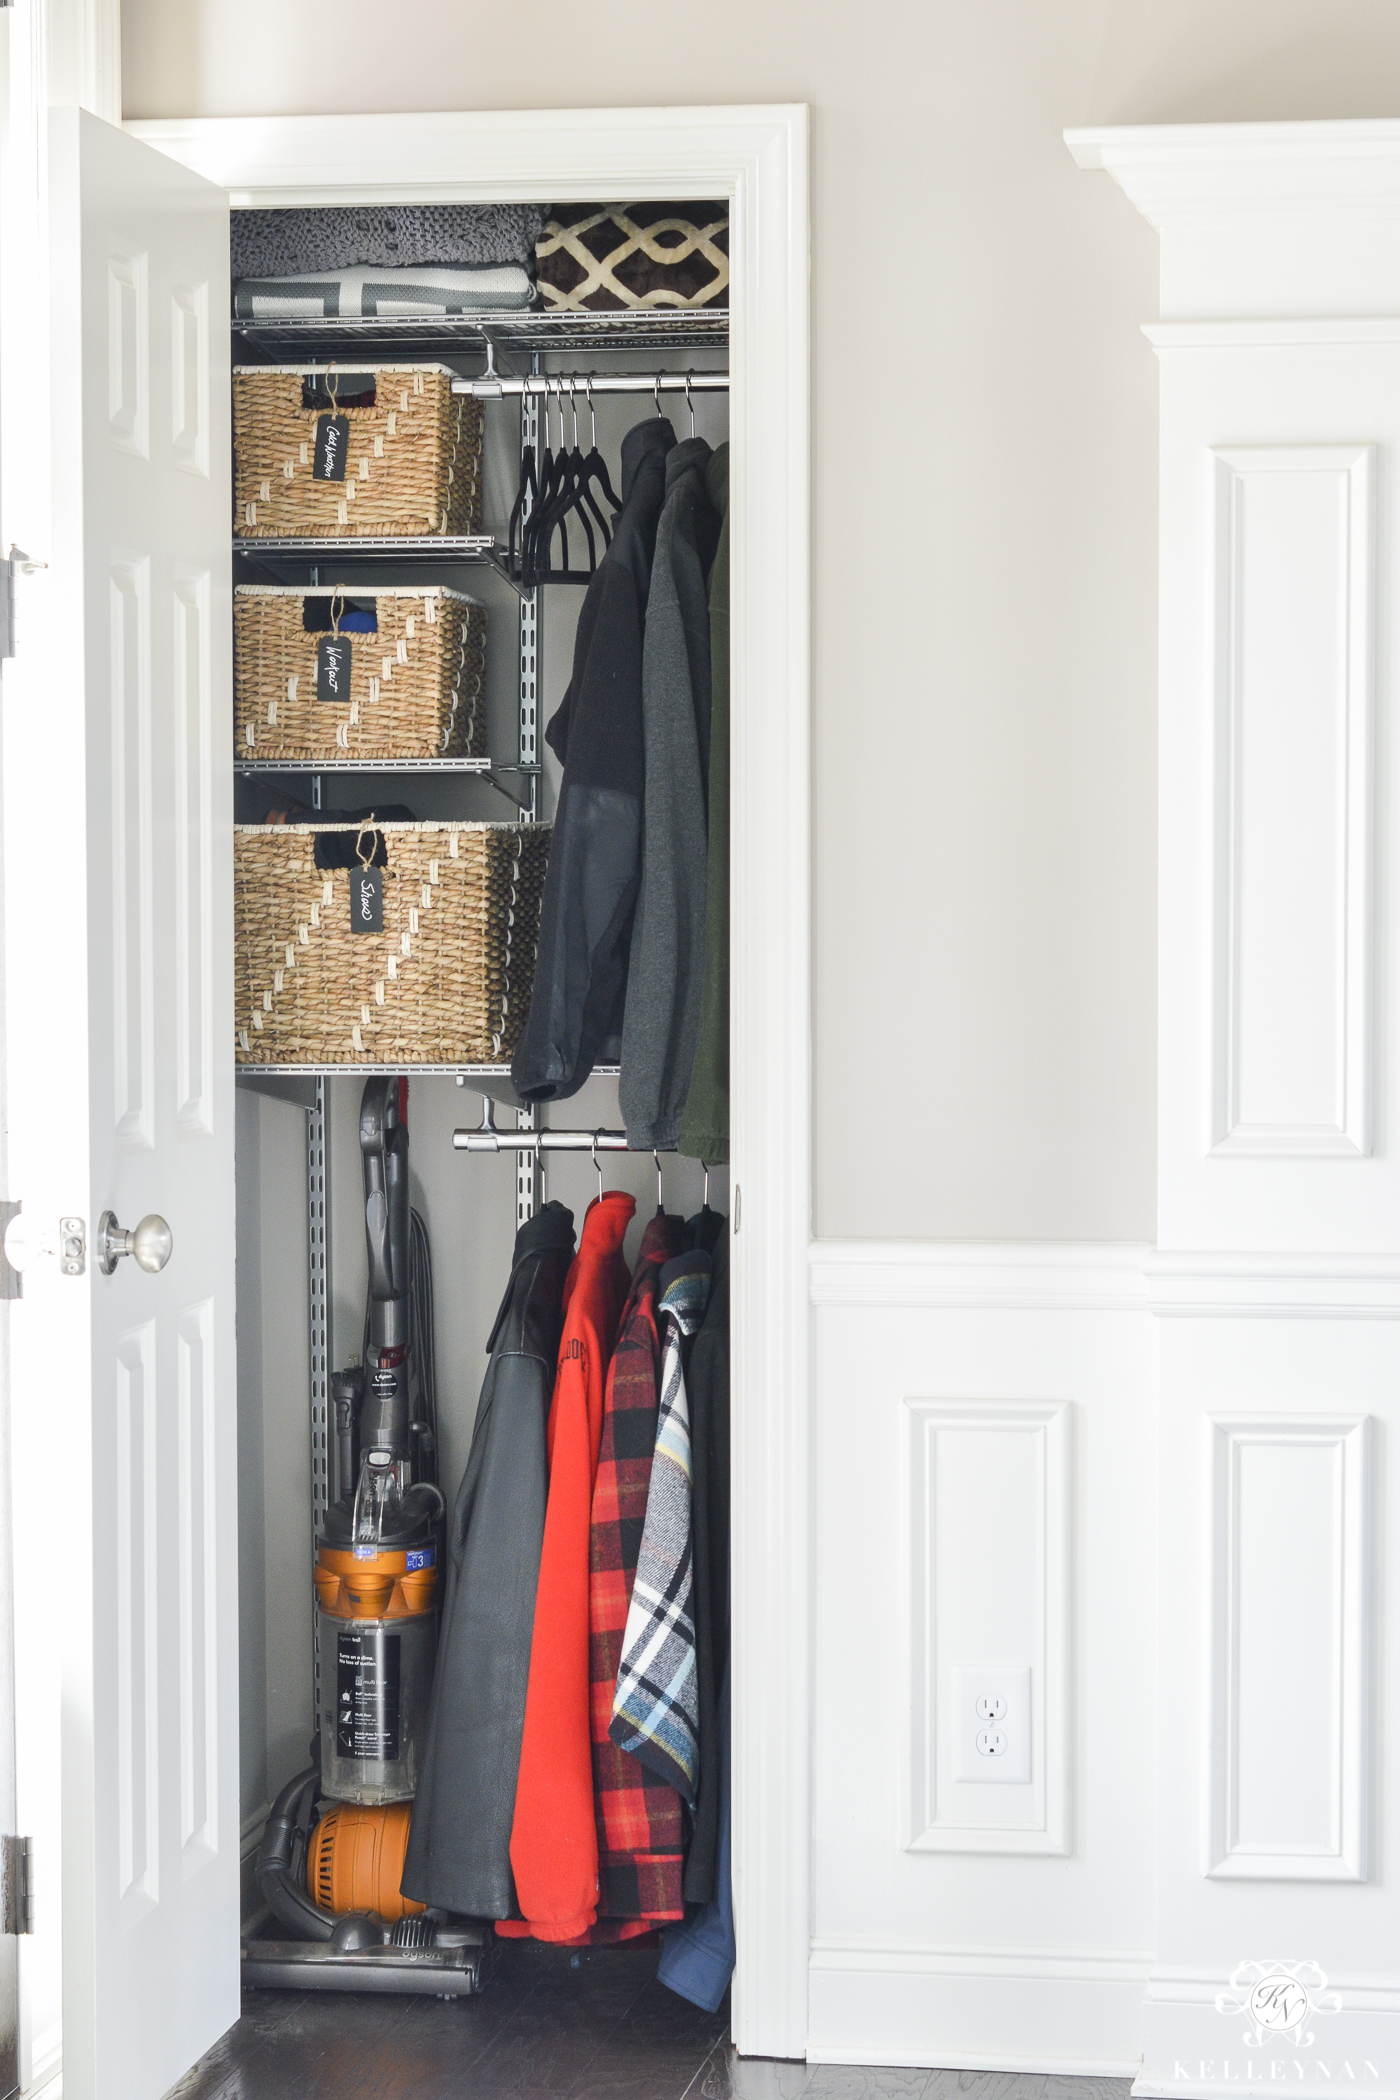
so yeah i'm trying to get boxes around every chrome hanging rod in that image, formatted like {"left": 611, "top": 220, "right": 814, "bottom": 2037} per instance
{"left": 455, "top": 1126, "right": 644, "bottom": 1153}
{"left": 453, "top": 1125, "right": 675, "bottom": 1155}
{"left": 451, "top": 371, "right": 727, "bottom": 399}
{"left": 453, "top": 1099, "right": 671, "bottom": 1154}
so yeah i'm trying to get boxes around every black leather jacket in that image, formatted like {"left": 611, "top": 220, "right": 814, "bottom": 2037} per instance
{"left": 401, "top": 1201, "right": 575, "bottom": 1917}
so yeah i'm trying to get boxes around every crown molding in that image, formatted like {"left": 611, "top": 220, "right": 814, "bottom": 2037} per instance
{"left": 1066, "top": 119, "right": 1400, "bottom": 221}
{"left": 1068, "top": 118, "right": 1400, "bottom": 318}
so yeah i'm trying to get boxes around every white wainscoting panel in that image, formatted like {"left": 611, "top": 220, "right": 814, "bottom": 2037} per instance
{"left": 1207, "top": 1412, "right": 1370, "bottom": 1881}
{"left": 1210, "top": 445, "right": 1373, "bottom": 1160}
{"left": 903, "top": 1399, "right": 1069, "bottom": 1853}
{"left": 811, "top": 1241, "right": 1154, "bottom": 2072}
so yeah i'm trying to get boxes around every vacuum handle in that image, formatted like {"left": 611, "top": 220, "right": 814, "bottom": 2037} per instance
{"left": 364, "top": 1186, "right": 393, "bottom": 1300}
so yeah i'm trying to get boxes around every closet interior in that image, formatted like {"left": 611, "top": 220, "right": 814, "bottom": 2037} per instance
{"left": 230, "top": 202, "right": 733, "bottom": 2012}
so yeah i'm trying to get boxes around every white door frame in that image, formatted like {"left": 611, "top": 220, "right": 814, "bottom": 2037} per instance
{"left": 128, "top": 105, "right": 813, "bottom": 2061}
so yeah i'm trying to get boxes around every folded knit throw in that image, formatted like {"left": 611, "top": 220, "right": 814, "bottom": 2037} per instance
{"left": 231, "top": 205, "right": 546, "bottom": 282}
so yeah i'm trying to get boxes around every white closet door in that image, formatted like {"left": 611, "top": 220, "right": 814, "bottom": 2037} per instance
{"left": 41, "top": 106, "right": 236, "bottom": 2100}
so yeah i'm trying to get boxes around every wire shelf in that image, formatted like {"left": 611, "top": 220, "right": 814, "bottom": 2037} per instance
{"left": 234, "top": 534, "right": 497, "bottom": 561}
{"left": 237, "top": 1063, "right": 619, "bottom": 1079}
{"left": 232, "top": 306, "right": 729, "bottom": 361}
{"left": 234, "top": 757, "right": 507, "bottom": 775}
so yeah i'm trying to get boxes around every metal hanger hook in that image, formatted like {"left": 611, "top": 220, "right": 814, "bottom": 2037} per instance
{"left": 586, "top": 373, "right": 597, "bottom": 449}
{"left": 685, "top": 372, "right": 695, "bottom": 438}
{"left": 653, "top": 1150, "right": 664, "bottom": 1211}
{"left": 591, "top": 1134, "right": 603, "bottom": 1205}
{"left": 702, "top": 1159, "right": 710, "bottom": 1210}
{"left": 569, "top": 374, "right": 579, "bottom": 450}
{"left": 654, "top": 368, "right": 665, "bottom": 420}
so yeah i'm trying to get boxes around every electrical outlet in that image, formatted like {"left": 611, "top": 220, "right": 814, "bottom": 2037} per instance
{"left": 953, "top": 1666, "right": 1031, "bottom": 1784}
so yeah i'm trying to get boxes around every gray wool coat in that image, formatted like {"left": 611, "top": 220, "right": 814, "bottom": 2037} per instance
{"left": 620, "top": 437, "right": 722, "bottom": 1150}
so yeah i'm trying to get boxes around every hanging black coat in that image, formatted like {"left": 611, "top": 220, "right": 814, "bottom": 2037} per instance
{"left": 401, "top": 1200, "right": 576, "bottom": 1919}
{"left": 619, "top": 436, "right": 721, "bottom": 1150}
{"left": 511, "top": 419, "right": 675, "bottom": 1102}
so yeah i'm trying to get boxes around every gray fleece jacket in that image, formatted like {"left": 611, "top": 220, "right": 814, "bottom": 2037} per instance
{"left": 619, "top": 437, "right": 721, "bottom": 1149}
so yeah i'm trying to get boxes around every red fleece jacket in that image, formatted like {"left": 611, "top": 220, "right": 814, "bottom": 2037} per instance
{"left": 502, "top": 1191, "right": 635, "bottom": 1941}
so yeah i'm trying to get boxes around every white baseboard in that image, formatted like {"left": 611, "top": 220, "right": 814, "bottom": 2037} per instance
{"left": 1139, "top": 1977, "right": 1400, "bottom": 2098}
{"left": 807, "top": 1940, "right": 1150, "bottom": 2073}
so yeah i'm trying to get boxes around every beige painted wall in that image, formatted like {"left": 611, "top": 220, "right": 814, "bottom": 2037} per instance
{"left": 123, "top": 1, "right": 1400, "bottom": 1241}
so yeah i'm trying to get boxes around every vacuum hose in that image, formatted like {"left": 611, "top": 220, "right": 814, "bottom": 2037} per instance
{"left": 255, "top": 1766, "right": 336, "bottom": 1941}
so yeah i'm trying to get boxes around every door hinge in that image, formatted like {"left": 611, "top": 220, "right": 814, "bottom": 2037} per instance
{"left": 0, "top": 548, "right": 50, "bottom": 661}
{"left": 0, "top": 1201, "right": 20, "bottom": 1300}
{"left": 3, "top": 1838, "right": 33, "bottom": 1936}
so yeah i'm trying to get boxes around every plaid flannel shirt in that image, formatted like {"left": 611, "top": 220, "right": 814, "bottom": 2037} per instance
{"left": 609, "top": 1249, "right": 713, "bottom": 1803}
{"left": 586, "top": 1210, "right": 689, "bottom": 1938}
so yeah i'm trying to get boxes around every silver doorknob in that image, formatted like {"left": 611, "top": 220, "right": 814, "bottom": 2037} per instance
{"left": 97, "top": 1211, "right": 173, "bottom": 1276}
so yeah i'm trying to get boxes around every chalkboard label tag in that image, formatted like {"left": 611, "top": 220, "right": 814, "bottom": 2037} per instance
{"left": 313, "top": 412, "right": 349, "bottom": 481}
{"left": 317, "top": 633, "right": 353, "bottom": 702}
{"left": 351, "top": 865, "right": 383, "bottom": 933}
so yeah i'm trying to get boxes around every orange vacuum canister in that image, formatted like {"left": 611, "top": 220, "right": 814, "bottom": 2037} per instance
{"left": 307, "top": 1799, "right": 426, "bottom": 1924}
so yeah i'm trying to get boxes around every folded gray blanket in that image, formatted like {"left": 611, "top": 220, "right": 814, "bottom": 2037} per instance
{"left": 230, "top": 205, "right": 546, "bottom": 281}
{"left": 234, "top": 263, "right": 537, "bottom": 319}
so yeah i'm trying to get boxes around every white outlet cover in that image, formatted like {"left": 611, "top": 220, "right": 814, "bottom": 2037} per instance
{"left": 953, "top": 1665, "right": 1031, "bottom": 1784}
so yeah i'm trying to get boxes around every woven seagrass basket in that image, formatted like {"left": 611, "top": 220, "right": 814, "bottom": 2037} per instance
{"left": 233, "top": 364, "right": 484, "bottom": 538}
{"left": 234, "top": 587, "right": 487, "bottom": 763}
{"left": 234, "top": 820, "right": 550, "bottom": 1065}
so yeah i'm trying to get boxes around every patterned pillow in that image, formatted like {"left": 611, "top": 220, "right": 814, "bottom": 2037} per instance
{"left": 536, "top": 204, "right": 728, "bottom": 311}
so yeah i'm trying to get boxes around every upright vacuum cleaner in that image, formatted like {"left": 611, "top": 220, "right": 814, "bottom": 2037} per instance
{"left": 246, "top": 1078, "right": 483, "bottom": 1995}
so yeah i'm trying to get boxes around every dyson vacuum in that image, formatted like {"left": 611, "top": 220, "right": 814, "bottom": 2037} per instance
{"left": 247, "top": 1078, "right": 481, "bottom": 1995}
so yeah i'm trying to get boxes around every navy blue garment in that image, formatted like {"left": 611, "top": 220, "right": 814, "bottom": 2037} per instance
{"left": 656, "top": 1662, "right": 733, "bottom": 2013}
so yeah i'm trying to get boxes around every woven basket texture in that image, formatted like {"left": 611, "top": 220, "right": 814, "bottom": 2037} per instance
{"left": 235, "top": 821, "right": 550, "bottom": 1065}
{"left": 233, "top": 365, "right": 483, "bottom": 537}
{"left": 235, "top": 589, "right": 487, "bottom": 762}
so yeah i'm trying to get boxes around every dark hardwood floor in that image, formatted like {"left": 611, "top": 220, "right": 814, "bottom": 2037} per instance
{"left": 168, "top": 1936, "right": 1136, "bottom": 2100}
